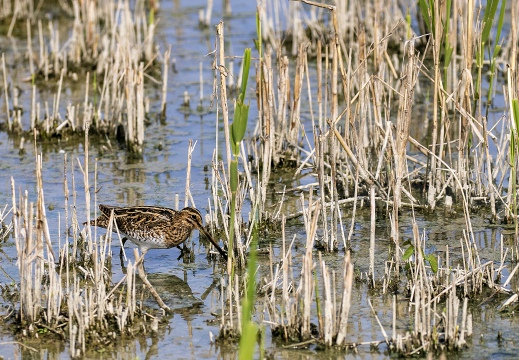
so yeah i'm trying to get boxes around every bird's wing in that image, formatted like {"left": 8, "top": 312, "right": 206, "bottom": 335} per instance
{"left": 98, "top": 205, "right": 177, "bottom": 228}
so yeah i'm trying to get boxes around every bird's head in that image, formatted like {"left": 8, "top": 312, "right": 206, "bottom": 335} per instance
{"left": 181, "top": 207, "right": 204, "bottom": 229}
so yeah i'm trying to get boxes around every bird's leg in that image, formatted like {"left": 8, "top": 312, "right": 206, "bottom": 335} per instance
{"left": 119, "top": 237, "right": 128, "bottom": 258}
{"left": 134, "top": 249, "right": 170, "bottom": 312}
{"left": 176, "top": 244, "right": 193, "bottom": 261}
{"left": 119, "top": 237, "right": 128, "bottom": 273}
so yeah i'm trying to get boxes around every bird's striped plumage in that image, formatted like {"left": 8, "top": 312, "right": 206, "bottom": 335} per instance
{"left": 90, "top": 204, "right": 227, "bottom": 259}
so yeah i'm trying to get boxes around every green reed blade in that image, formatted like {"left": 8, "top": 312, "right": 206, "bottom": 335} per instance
{"left": 513, "top": 99, "right": 519, "bottom": 132}
{"left": 239, "top": 48, "right": 251, "bottom": 104}
{"left": 232, "top": 103, "right": 250, "bottom": 147}
{"left": 418, "top": 0, "right": 432, "bottom": 34}
{"left": 481, "top": 0, "right": 499, "bottom": 44}
{"left": 239, "top": 211, "right": 258, "bottom": 359}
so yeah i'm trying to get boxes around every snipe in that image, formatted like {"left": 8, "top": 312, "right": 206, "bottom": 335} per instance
{"left": 88, "top": 204, "right": 226, "bottom": 311}
{"left": 89, "top": 204, "right": 227, "bottom": 260}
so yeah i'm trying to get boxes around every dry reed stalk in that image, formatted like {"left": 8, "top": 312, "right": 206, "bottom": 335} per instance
{"left": 264, "top": 216, "right": 297, "bottom": 336}
{"left": 199, "top": 62, "right": 204, "bottom": 107}
{"left": 300, "top": 189, "right": 319, "bottom": 338}
{"left": 425, "top": 2, "right": 441, "bottom": 211}
{"left": 209, "top": 157, "right": 247, "bottom": 265}
{"left": 212, "top": 24, "right": 254, "bottom": 269}
{"left": 391, "top": 41, "right": 418, "bottom": 269}
{"left": 288, "top": 42, "right": 307, "bottom": 156}
{"left": 251, "top": 42, "right": 320, "bottom": 222}
{"left": 30, "top": 83, "right": 37, "bottom": 130}
{"left": 266, "top": 208, "right": 355, "bottom": 344}
{"left": 458, "top": 0, "right": 474, "bottom": 170}
{"left": 2, "top": 53, "right": 11, "bottom": 131}
{"left": 258, "top": 49, "right": 273, "bottom": 215}
{"left": 334, "top": 251, "right": 353, "bottom": 345}
{"left": 79, "top": 122, "right": 93, "bottom": 253}
{"left": 369, "top": 184, "right": 376, "bottom": 283}
{"left": 1, "top": 0, "right": 31, "bottom": 24}
{"left": 280, "top": 215, "right": 291, "bottom": 323}
{"left": 273, "top": 51, "right": 289, "bottom": 164}
{"left": 12, "top": 157, "right": 65, "bottom": 344}
{"left": 184, "top": 139, "right": 195, "bottom": 208}
{"left": 251, "top": 38, "right": 327, "bottom": 193}
{"left": 209, "top": 151, "right": 220, "bottom": 228}
{"left": 368, "top": 298, "right": 389, "bottom": 345}
{"left": 134, "top": 249, "right": 170, "bottom": 311}
{"left": 226, "top": 59, "right": 235, "bottom": 89}
{"left": 9, "top": 128, "right": 155, "bottom": 357}
{"left": 217, "top": 269, "right": 250, "bottom": 341}
{"left": 53, "top": 69, "right": 65, "bottom": 121}
{"left": 319, "top": 252, "right": 333, "bottom": 345}
{"left": 315, "top": 131, "right": 329, "bottom": 250}
{"left": 287, "top": 1, "right": 303, "bottom": 56}
{"left": 123, "top": 62, "right": 145, "bottom": 154}
{"left": 328, "top": 143, "right": 339, "bottom": 253}
{"left": 2, "top": 0, "right": 164, "bottom": 149}
{"left": 199, "top": 0, "right": 213, "bottom": 27}
{"left": 79, "top": 74, "right": 90, "bottom": 131}
{"left": 215, "top": 21, "right": 231, "bottom": 177}
{"left": 506, "top": 68, "right": 519, "bottom": 225}
{"left": 388, "top": 221, "right": 477, "bottom": 354}
{"left": 73, "top": 0, "right": 156, "bottom": 74}
{"left": 160, "top": 45, "right": 170, "bottom": 118}
{"left": 394, "top": 42, "right": 417, "bottom": 210}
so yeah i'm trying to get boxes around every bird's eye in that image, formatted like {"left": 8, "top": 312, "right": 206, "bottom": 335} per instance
{"left": 191, "top": 214, "right": 198, "bottom": 221}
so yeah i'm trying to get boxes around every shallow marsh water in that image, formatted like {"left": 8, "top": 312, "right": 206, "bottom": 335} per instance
{"left": 0, "top": 0, "right": 519, "bottom": 359}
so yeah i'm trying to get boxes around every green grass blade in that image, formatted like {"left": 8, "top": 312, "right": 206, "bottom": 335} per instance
{"left": 418, "top": 0, "right": 432, "bottom": 34}
{"left": 232, "top": 103, "right": 250, "bottom": 145}
{"left": 482, "top": 0, "right": 499, "bottom": 44}
{"left": 513, "top": 99, "right": 519, "bottom": 132}
{"left": 493, "top": 0, "right": 507, "bottom": 58}
{"left": 238, "top": 206, "right": 259, "bottom": 359}
{"left": 239, "top": 49, "right": 251, "bottom": 104}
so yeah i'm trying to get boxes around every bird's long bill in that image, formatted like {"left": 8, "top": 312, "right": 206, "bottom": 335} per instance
{"left": 198, "top": 226, "right": 228, "bottom": 260}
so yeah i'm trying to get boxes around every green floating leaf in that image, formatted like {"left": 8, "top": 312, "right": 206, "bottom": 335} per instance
{"left": 403, "top": 245, "right": 415, "bottom": 261}
{"left": 424, "top": 254, "right": 438, "bottom": 274}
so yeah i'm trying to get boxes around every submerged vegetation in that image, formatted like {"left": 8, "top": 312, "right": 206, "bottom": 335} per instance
{"left": 0, "top": 0, "right": 519, "bottom": 358}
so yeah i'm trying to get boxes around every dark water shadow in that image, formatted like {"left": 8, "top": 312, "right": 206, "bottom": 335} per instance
{"left": 138, "top": 273, "right": 203, "bottom": 313}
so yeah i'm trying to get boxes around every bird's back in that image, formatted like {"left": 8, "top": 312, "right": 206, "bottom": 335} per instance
{"left": 91, "top": 205, "right": 182, "bottom": 249}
